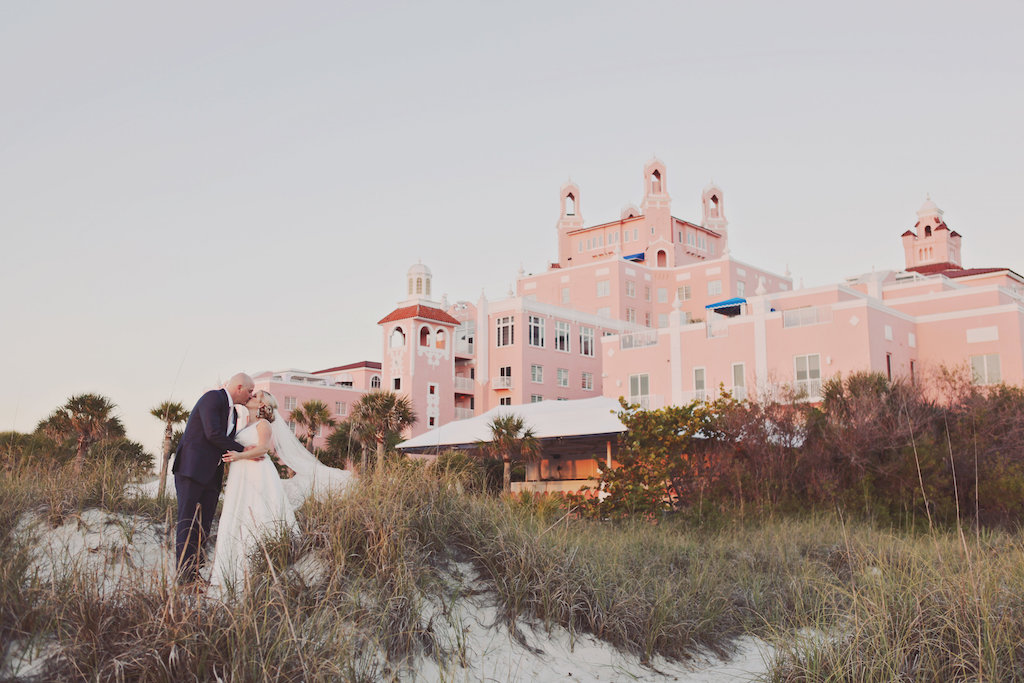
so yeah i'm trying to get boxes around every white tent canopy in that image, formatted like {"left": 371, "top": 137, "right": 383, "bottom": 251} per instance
{"left": 397, "top": 396, "right": 626, "bottom": 452}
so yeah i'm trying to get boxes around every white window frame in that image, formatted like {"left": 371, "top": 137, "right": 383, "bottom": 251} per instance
{"left": 531, "top": 363, "right": 544, "bottom": 383}
{"left": 555, "top": 320, "right": 571, "bottom": 352}
{"left": 732, "top": 363, "right": 746, "bottom": 401}
{"left": 528, "top": 315, "right": 545, "bottom": 348}
{"left": 693, "top": 367, "right": 706, "bottom": 401}
{"left": 794, "top": 353, "right": 822, "bottom": 398}
{"left": 971, "top": 353, "right": 1001, "bottom": 385}
{"left": 557, "top": 368, "right": 569, "bottom": 388}
{"left": 626, "top": 281, "right": 636, "bottom": 298}
{"left": 597, "top": 280, "right": 610, "bottom": 297}
{"left": 580, "top": 325, "right": 595, "bottom": 357}
{"left": 629, "top": 373, "right": 650, "bottom": 407}
{"left": 496, "top": 315, "right": 514, "bottom": 347}
{"left": 581, "top": 371, "right": 594, "bottom": 391}
{"left": 708, "top": 280, "right": 722, "bottom": 296}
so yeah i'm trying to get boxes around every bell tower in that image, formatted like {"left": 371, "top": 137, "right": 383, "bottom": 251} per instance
{"left": 902, "top": 196, "right": 963, "bottom": 272}
{"left": 557, "top": 179, "right": 583, "bottom": 267}
{"left": 701, "top": 182, "right": 728, "bottom": 251}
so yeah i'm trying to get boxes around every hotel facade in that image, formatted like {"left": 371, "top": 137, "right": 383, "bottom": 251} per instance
{"left": 264, "top": 159, "right": 1024, "bottom": 459}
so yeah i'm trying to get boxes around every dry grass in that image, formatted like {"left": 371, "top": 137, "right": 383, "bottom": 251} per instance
{"left": 3, "top": 457, "right": 1024, "bottom": 681}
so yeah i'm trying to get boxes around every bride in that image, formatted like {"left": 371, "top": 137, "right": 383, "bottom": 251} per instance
{"left": 209, "top": 390, "right": 353, "bottom": 592}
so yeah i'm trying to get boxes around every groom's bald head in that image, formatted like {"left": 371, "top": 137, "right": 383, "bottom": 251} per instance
{"left": 225, "top": 373, "right": 255, "bottom": 404}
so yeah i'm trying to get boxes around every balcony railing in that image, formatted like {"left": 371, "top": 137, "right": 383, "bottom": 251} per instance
{"left": 620, "top": 330, "right": 659, "bottom": 349}
{"left": 628, "top": 394, "right": 664, "bottom": 410}
{"left": 492, "top": 376, "right": 513, "bottom": 390}
{"left": 783, "top": 306, "right": 833, "bottom": 328}
{"left": 454, "top": 340, "right": 475, "bottom": 356}
{"left": 454, "top": 376, "right": 475, "bottom": 393}
{"left": 454, "top": 407, "right": 475, "bottom": 420}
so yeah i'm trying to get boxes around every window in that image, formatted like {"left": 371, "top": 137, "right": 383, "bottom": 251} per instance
{"left": 709, "top": 242, "right": 716, "bottom": 255}
{"left": 288, "top": 420, "right": 296, "bottom": 433}
{"left": 428, "top": 383, "right": 437, "bottom": 395}
{"left": 657, "top": 287, "right": 668, "bottom": 303}
{"left": 795, "top": 354, "right": 822, "bottom": 398}
{"left": 677, "top": 285, "right": 691, "bottom": 301}
{"left": 393, "top": 378, "right": 401, "bottom": 391}
{"left": 687, "top": 231, "right": 696, "bottom": 247}
{"left": 371, "top": 375, "right": 381, "bottom": 389}
{"left": 694, "top": 368, "right": 706, "bottom": 400}
{"left": 732, "top": 363, "right": 746, "bottom": 400}
{"left": 596, "top": 280, "right": 610, "bottom": 297}
{"left": 531, "top": 364, "right": 544, "bottom": 383}
{"left": 581, "top": 372, "right": 593, "bottom": 391}
{"left": 626, "top": 281, "right": 636, "bottom": 297}
{"left": 285, "top": 397, "right": 297, "bottom": 410}
{"left": 736, "top": 281, "right": 745, "bottom": 297}
{"left": 528, "top": 315, "right": 545, "bottom": 348}
{"left": 658, "top": 313, "right": 668, "bottom": 328}
{"left": 499, "top": 397, "right": 512, "bottom": 406}
{"left": 531, "top": 394, "right": 543, "bottom": 403}
{"left": 708, "top": 280, "right": 722, "bottom": 296}
{"left": 557, "top": 368, "right": 569, "bottom": 387}
{"left": 429, "top": 417, "right": 435, "bottom": 426}
{"left": 971, "top": 354, "right": 1001, "bottom": 385}
{"left": 435, "top": 329, "right": 446, "bottom": 349}
{"left": 580, "top": 326, "right": 595, "bottom": 357}
{"left": 390, "top": 328, "right": 406, "bottom": 348}
{"left": 496, "top": 316, "right": 514, "bottom": 347}
{"left": 561, "top": 287, "right": 570, "bottom": 304}
{"left": 419, "top": 326, "right": 431, "bottom": 347}
{"left": 644, "top": 286, "right": 651, "bottom": 302}
{"left": 555, "top": 321, "right": 571, "bottom": 352}
{"left": 633, "top": 228, "right": 639, "bottom": 240}
{"left": 644, "top": 312, "right": 652, "bottom": 327}
{"left": 335, "top": 401, "right": 346, "bottom": 415}
{"left": 626, "top": 308, "right": 637, "bottom": 324}
{"left": 629, "top": 373, "right": 650, "bottom": 407}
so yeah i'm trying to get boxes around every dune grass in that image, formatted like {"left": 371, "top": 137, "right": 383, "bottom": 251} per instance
{"left": 2, "top": 458, "right": 1024, "bottom": 681}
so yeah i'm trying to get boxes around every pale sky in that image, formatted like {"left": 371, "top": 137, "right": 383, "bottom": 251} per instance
{"left": 2, "top": 1, "right": 1022, "bottom": 455}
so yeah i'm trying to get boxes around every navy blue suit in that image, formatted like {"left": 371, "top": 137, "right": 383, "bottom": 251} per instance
{"left": 172, "top": 388, "right": 244, "bottom": 583}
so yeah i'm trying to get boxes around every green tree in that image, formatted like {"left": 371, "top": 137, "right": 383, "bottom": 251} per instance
{"left": 322, "top": 419, "right": 364, "bottom": 469}
{"left": 289, "top": 399, "right": 337, "bottom": 452}
{"left": 149, "top": 400, "right": 190, "bottom": 498}
{"left": 477, "top": 414, "right": 541, "bottom": 493}
{"left": 37, "top": 394, "right": 125, "bottom": 474}
{"left": 349, "top": 391, "right": 416, "bottom": 474}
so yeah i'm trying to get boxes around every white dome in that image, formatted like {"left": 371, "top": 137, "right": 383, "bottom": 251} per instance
{"left": 916, "top": 196, "right": 943, "bottom": 220}
{"left": 407, "top": 262, "right": 432, "bottom": 278}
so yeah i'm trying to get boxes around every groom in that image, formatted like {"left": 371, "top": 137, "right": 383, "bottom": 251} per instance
{"left": 172, "top": 372, "right": 256, "bottom": 585}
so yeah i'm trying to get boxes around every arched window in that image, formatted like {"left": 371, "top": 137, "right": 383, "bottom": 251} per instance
{"left": 390, "top": 327, "right": 406, "bottom": 348}
{"left": 370, "top": 375, "right": 381, "bottom": 389}
{"left": 565, "top": 193, "right": 576, "bottom": 216}
{"left": 407, "top": 278, "right": 413, "bottom": 295}
{"left": 416, "top": 278, "right": 423, "bottom": 294}
{"left": 709, "top": 195, "right": 720, "bottom": 218}
{"left": 435, "top": 329, "right": 446, "bottom": 349}
{"left": 419, "top": 326, "right": 431, "bottom": 346}
{"left": 425, "top": 278, "right": 431, "bottom": 296}
{"left": 657, "top": 250, "right": 667, "bottom": 268}
{"left": 651, "top": 170, "right": 662, "bottom": 194}
{"left": 924, "top": 226, "right": 932, "bottom": 237}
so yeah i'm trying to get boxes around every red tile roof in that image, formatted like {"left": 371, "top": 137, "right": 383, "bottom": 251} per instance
{"left": 313, "top": 361, "right": 382, "bottom": 374}
{"left": 907, "top": 264, "right": 1019, "bottom": 280}
{"left": 378, "top": 304, "right": 459, "bottom": 326}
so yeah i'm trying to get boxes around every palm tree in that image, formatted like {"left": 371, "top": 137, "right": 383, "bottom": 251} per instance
{"left": 289, "top": 399, "right": 336, "bottom": 452}
{"left": 37, "top": 394, "right": 125, "bottom": 473}
{"left": 150, "top": 400, "right": 190, "bottom": 498}
{"left": 478, "top": 413, "right": 541, "bottom": 493}
{"left": 349, "top": 391, "right": 416, "bottom": 474}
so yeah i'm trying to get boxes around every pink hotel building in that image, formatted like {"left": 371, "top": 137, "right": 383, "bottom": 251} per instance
{"left": 258, "top": 159, "right": 1024, "bottom": 448}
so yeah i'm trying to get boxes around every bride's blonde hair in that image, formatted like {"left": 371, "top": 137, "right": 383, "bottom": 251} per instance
{"left": 257, "top": 391, "right": 278, "bottom": 423}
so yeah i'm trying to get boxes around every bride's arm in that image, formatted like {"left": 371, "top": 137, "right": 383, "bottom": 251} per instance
{"left": 222, "top": 421, "right": 271, "bottom": 462}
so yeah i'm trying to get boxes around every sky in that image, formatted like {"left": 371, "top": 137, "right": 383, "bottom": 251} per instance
{"left": 2, "top": 1, "right": 1022, "bottom": 455}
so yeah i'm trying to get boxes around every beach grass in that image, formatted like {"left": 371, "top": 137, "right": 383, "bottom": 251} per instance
{"left": 2, "top": 456, "right": 1024, "bottom": 681}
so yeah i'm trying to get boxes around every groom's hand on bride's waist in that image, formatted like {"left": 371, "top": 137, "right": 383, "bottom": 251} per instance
{"left": 222, "top": 447, "right": 265, "bottom": 463}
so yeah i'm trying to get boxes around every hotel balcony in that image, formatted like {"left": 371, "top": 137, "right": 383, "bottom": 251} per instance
{"left": 492, "top": 376, "right": 513, "bottom": 390}
{"left": 454, "top": 376, "right": 475, "bottom": 394}
{"left": 453, "top": 407, "right": 475, "bottom": 421}
{"left": 454, "top": 340, "right": 475, "bottom": 358}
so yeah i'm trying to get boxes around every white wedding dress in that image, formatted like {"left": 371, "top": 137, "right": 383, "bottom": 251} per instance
{"left": 208, "top": 413, "right": 355, "bottom": 593}
{"left": 209, "top": 423, "right": 296, "bottom": 592}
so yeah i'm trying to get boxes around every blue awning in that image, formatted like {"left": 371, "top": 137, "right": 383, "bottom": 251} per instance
{"left": 705, "top": 297, "right": 747, "bottom": 309}
{"left": 623, "top": 252, "right": 645, "bottom": 262}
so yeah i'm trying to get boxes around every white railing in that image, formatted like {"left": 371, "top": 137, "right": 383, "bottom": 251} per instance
{"left": 454, "top": 376, "right": 475, "bottom": 393}
{"left": 628, "top": 394, "right": 665, "bottom": 410}
{"left": 453, "top": 407, "right": 475, "bottom": 420}
{"left": 706, "top": 314, "right": 729, "bottom": 338}
{"left": 795, "top": 378, "right": 822, "bottom": 400}
{"left": 454, "top": 340, "right": 475, "bottom": 355}
{"left": 620, "top": 330, "right": 659, "bottom": 349}
{"left": 492, "top": 376, "right": 513, "bottom": 390}
{"left": 783, "top": 306, "right": 833, "bottom": 328}
{"left": 679, "top": 389, "right": 708, "bottom": 403}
